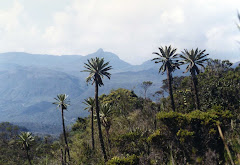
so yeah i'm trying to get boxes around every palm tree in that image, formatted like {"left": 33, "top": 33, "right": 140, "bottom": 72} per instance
{"left": 18, "top": 132, "right": 34, "bottom": 165}
{"left": 83, "top": 97, "right": 95, "bottom": 150}
{"left": 180, "top": 48, "right": 209, "bottom": 109}
{"left": 53, "top": 94, "right": 70, "bottom": 164}
{"left": 152, "top": 45, "right": 180, "bottom": 111}
{"left": 82, "top": 57, "right": 112, "bottom": 162}
{"left": 100, "top": 103, "right": 112, "bottom": 151}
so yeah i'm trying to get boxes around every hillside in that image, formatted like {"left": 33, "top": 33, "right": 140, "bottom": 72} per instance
{"left": 0, "top": 49, "right": 167, "bottom": 134}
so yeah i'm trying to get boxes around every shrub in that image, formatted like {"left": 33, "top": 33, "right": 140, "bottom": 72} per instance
{"left": 106, "top": 154, "right": 139, "bottom": 165}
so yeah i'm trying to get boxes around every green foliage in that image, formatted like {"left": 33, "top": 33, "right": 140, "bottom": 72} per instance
{"left": 147, "top": 129, "right": 164, "bottom": 143}
{"left": 198, "top": 59, "right": 240, "bottom": 111}
{"left": 106, "top": 154, "right": 139, "bottom": 165}
{"left": 176, "top": 129, "right": 194, "bottom": 143}
{"left": 71, "top": 117, "right": 87, "bottom": 132}
{"left": 100, "top": 88, "right": 139, "bottom": 116}
{"left": 157, "top": 106, "right": 233, "bottom": 127}
{"left": 113, "top": 129, "right": 149, "bottom": 155}
{"left": 149, "top": 107, "right": 234, "bottom": 163}
{"left": 71, "top": 141, "right": 96, "bottom": 164}
{"left": 100, "top": 103, "right": 112, "bottom": 130}
{"left": 141, "top": 81, "right": 153, "bottom": 88}
{"left": 18, "top": 132, "right": 35, "bottom": 150}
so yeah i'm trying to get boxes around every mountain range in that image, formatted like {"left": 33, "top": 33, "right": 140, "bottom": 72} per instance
{"left": 0, "top": 49, "right": 238, "bottom": 135}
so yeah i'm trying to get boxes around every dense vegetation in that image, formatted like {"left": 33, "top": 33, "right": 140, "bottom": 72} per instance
{"left": 0, "top": 51, "right": 239, "bottom": 164}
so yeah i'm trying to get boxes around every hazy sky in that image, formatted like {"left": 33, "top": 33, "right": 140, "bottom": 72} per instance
{"left": 0, "top": 0, "right": 239, "bottom": 65}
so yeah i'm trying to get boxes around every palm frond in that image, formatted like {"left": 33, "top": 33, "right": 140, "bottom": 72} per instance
{"left": 82, "top": 57, "right": 112, "bottom": 87}
{"left": 152, "top": 45, "right": 180, "bottom": 74}
{"left": 180, "top": 48, "right": 209, "bottom": 75}
{"left": 53, "top": 94, "right": 70, "bottom": 110}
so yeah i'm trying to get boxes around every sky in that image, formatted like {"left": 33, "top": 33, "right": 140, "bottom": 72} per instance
{"left": 0, "top": 0, "right": 239, "bottom": 65}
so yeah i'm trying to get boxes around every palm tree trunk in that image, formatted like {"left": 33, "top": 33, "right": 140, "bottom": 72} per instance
{"left": 105, "top": 127, "right": 111, "bottom": 150}
{"left": 95, "top": 81, "right": 108, "bottom": 162}
{"left": 61, "top": 107, "right": 70, "bottom": 162}
{"left": 64, "top": 149, "right": 67, "bottom": 164}
{"left": 91, "top": 107, "right": 95, "bottom": 150}
{"left": 61, "top": 149, "right": 65, "bottom": 165}
{"left": 144, "top": 89, "right": 147, "bottom": 100}
{"left": 25, "top": 147, "right": 32, "bottom": 165}
{"left": 167, "top": 67, "right": 175, "bottom": 111}
{"left": 191, "top": 71, "right": 200, "bottom": 109}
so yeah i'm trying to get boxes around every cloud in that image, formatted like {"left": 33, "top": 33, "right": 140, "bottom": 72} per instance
{"left": 0, "top": 0, "right": 240, "bottom": 64}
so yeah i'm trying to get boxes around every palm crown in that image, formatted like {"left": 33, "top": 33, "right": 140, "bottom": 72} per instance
{"left": 151, "top": 45, "right": 180, "bottom": 74}
{"left": 100, "top": 103, "right": 112, "bottom": 127}
{"left": 82, "top": 57, "right": 112, "bottom": 86}
{"left": 18, "top": 132, "right": 34, "bottom": 150}
{"left": 180, "top": 48, "right": 209, "bottom": 74}
{"left": 83, "top": 97, "right": 95, "bottom": 112}
{"left": 53, "top": 94, "right": 70, "bottom": 110}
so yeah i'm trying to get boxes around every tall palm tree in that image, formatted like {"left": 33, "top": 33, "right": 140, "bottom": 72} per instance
{"left": 100, "top": 103, "right": 112, "bottom": 151}
{"left": 83, "top": 97, "right": 95, "bottom": 150}
{"left": 180, "top": 48, "right": 209, "bottom": 109}
{"left": 82, "top": 57, "right": 112, "bottom": 162}
{"left": 152, "top": 45, "right": 180, "bottom": 111}
{"left": 53, "top": 94, "right": 70, "bottom": 164}
{"left": 18, "top": 132, "right": 34, "bottom": 165}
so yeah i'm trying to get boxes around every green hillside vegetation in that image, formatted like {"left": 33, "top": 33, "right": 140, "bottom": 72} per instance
{"left": 0, "top": 48, "right": 240, "bottom": 164}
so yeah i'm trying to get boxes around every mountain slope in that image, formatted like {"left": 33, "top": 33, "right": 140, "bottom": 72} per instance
{"left": 0, "top": 49, "right": 237, "bottom": 134}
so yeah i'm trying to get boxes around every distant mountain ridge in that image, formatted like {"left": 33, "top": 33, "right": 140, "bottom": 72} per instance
{"left": 0, "top": 49, "right": 133, "bottom": 75}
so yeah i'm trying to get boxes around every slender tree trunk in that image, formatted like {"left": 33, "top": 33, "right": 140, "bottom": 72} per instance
{"left": 91, "top": 107, "right": 95, "bottom": 150}
{"left": 154, "top": 115, "right": 157, "bottom": 130}
{"left": 95, "top": 81, "right": 108, "bottom": 162}
{"left": 105, "top": 127, "right": 111, "bottom": 150}
{"left": 144, "top": 89, "right": 147, "bottom": 100}
{"left": 61, "top": 107, "right": 70, "bottom": 163}
{"left": 64, "top": 149, "right": 67, "bottom": 165}
{"left": 25, "top": 147, "right": 32, "bottom": 165}
{"left": 191, "top": 71, "right": 200, "bottom": 110}
{"left": 167, "top": 67, "right": 175, "bottom": 111}
{"left": 61, "top": 149, "right": 65, "bottom": 165}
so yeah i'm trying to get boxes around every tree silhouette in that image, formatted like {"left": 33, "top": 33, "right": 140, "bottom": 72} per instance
{"left": 180, "top": 48, "right": 209, "bottom": 109}
{"left": 152, "top": 45, "right": 180, "bottom": 111}
{"left": 53, "top": 94, "right": 71, "bottom": 164}
{"left": 82, "top": 57, "right": 112, "bottom": 162}
{"left": 100, "top": 103, "right": 112, "bottom": 151}
{"left": 83, "top": 97, "right": 95, "bottom": 150}
{"left": 18, "top": 132, "right": 34, "bottom": 165}
{"left": 141, "top": 81, "right": 153, "bottom": 100}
